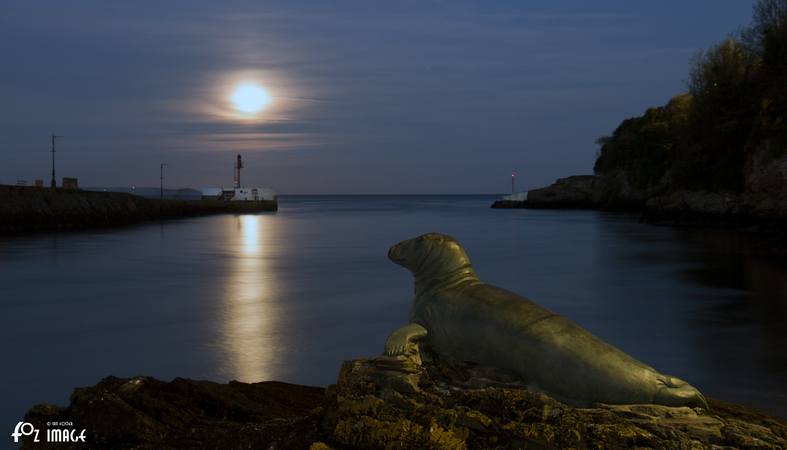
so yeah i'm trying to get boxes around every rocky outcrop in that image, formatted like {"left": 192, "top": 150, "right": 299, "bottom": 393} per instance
{"left": 743, "top": 139, "right": 787, "bottom": 221}
{"left": 642, "top": 191, "right": 748, "bottom": 225}
{"left": 22, "top": 377, "right": 325, "bottom": 449}
{"left": 321, "top": 345, "right": 786, "bottom": 449}
{"left": 23, "top": 343, "right": 787, "bottom": 449}
{"left": 0, "top": 185, "right": 277, "bottom": 233}
{"left": 593, "top": 169, "right": 670, "bottom": 210}
{"left": 745, "top": 139, "right": 787, "bottom": 199}
{"left": 641, "top": 140, "right": 787, "bottom": 224}
{"left": 523, "top": 175, "right": 598, "bottom": 209}
{"left": 494, "top": 173, "right": 640, "bottom": 210}
{"left": 523, "top": 140, "right": 787, "bottom": 224}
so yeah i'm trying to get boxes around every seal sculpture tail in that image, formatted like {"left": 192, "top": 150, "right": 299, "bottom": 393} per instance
{"left": 386, "top": 232, "right": 709, "bottom": 410}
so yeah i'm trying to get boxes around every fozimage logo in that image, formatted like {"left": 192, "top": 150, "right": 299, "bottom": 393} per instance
{"left": 11, "top": 421, "right": 87, "bottom": 444}
{"left": 10, "top": 422, "right": 38, "bottom": 443}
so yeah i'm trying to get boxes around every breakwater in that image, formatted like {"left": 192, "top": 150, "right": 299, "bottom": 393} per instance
{"left": 0, "top": 185, "right": 277, "bottom": 233}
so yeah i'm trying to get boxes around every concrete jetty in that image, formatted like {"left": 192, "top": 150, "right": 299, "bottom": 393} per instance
{"left": 0, "top": 185, "right": 277, "bottom": 233}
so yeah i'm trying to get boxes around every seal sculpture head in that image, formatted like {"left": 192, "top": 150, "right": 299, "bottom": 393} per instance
{"left": 385, "top": 232, "right": 708, "bottom": 410}
{"left": 388, "top": 233, "right": 476, "bottom": 282}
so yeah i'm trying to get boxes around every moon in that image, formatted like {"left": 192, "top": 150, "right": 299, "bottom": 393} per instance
{"left": 230, "top": 83, "right": 271, "bottom": 114}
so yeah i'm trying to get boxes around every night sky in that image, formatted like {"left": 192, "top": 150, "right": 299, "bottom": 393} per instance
{"left": 0, "top": 1, "right": 756, "bottom": 194}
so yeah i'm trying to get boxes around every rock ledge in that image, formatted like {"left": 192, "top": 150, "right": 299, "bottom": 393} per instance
{"left": 24, "top": 345, "right": 787, "bottom": 449}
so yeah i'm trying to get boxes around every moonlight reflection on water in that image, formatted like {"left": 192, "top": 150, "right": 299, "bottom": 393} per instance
{"left": 222, "top": 215, "right": 282, "bottom": 382}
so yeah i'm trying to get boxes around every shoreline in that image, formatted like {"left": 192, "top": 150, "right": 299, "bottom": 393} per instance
{"left": 492, "top": 184, "right": 787, "bottom": 257}
{"left": 0, "top": 185, "right": 277, "bottom": 234}
{"left": 492, "top": 176, "right": 787, "bottom": 229}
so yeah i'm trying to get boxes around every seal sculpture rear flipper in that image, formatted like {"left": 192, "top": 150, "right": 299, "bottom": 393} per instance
{"left": 384, "top": 323, "right": 428, "bottom": 356}
{"left": 654, "top": 375, "right": 710, "bottom": 410}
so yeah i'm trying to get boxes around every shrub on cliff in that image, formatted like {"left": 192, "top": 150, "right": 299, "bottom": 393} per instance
{"left": 594, "top": 0, "right": 787, "bottom": 196}
{"left": 746, "top": 0, "right": 787, "bottom": 144}
{"left": 593, "top": 94, "right": 692, "bottom": 192}
{"left": 682, "top": 38, "right": 761, "bottom": 191}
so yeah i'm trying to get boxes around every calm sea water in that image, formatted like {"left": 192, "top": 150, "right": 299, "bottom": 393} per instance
{"left": 1, "top": 195, "right": 786, "bottom": 429}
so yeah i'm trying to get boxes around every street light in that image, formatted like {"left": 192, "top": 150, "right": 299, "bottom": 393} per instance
{"left": 160, "top": 163, "right": 168, "bottom": 201}
{"left": 51, "top": 134, "right": 64, "bottom": 188}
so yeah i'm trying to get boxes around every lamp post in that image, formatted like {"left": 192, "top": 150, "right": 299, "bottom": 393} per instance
{"left": 51, "top": 134, "right": 64, "bottom": 188}
{"left": 160, "top": 163, "right": 168, "bottom": 201}
{"left": 511, "top": 171, "right": 516, "bottom": 194}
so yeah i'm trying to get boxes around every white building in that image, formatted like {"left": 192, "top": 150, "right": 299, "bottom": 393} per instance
{"left": 502, "top": 191, "right": 527, "bottom": 202}
{"left": 201, "top": 187, "right": 276, "bottom": 201}
{"left": 230, "top": 187, "right": 276, "bottom": 201}
{"left": 201, "top": 155, "right": 276, "bottom": 202}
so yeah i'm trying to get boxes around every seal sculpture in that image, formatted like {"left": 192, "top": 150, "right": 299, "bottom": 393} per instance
{"left": 384, "top": 232, "right": 708, "bottom": 409}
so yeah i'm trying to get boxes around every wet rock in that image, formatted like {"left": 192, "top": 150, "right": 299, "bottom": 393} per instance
{"left": 23, "top": 346, "right": 787, "bottom": 449}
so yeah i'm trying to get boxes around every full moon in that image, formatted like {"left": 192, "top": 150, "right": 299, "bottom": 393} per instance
{"left": 230, "top": 83, "right": 270, "bottom": 114}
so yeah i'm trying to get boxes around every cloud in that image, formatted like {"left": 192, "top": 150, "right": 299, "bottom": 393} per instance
{"left": 0, "top": 0, "right": 757, "bottom": 191}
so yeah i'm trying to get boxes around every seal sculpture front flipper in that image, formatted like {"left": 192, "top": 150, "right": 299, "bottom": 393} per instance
{"left": 388, "top": 232, "right": 708, "bottom": 410}
{"left": 384, "top": 323, "right": 428, "bottom": 356}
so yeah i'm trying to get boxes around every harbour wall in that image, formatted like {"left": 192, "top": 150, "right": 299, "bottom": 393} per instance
{"left": 0, "top": 185, "right": 277, "bottom": 233}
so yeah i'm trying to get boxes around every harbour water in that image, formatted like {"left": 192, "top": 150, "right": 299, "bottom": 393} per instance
{"left": 1, "top": 195, "right": 786, "bottom": 427}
